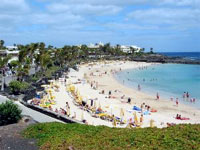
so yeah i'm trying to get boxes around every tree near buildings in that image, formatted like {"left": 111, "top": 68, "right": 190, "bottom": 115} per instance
{"left": 0, "top": 55, "right": 11, "bottom": 91}
{"left": 150, "top": 48, "right": 154, "bottom": 54}
{"left": 130, "top": 47, "right": 137, "bottom": 56}
{"left": 0, "top": 40, "right": 5, "bottom": 49}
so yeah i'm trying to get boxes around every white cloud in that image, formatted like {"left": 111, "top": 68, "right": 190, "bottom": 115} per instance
{"left": 127, "top": 8, "right": 200, "bottom": 27}
{"left": 160, "top": 0, "right": 200, "bottom": 7}
{"left": 0, "top": 0, "right": 30, "bottom": 29}
{"left": 0, "top": 0, "right": 199, "bottom": 52}
{"left": 30, "top": 13, "right": 83, "bottom": 25}
{"left": 47, "top": 3, "right": 122, "bottom": 16}
{"left": 0, "top": 0, "right": 30, "bottom": 14}
{"left": 104, "top": 23, "right": 159, "bottom": 31}
{"left": 44, "top": 0, "right": 148, "bottom": 6}
{"left": 41, "top": 0, "right": 200, "bottom": 7}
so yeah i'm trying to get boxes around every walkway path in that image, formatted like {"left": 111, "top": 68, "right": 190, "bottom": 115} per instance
{"left": 0, "top": 95, "right": 63, "bottom": 123}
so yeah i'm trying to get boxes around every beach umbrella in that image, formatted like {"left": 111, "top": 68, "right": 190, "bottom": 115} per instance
{"left": 112, "top": 118, "right": 117, "bottom": 127}
{"left": 77, "top": 90, "right": 80, "bottom": 97}
{"left": 70, "top": 85, "right": 75, "bottom": 92}
{"left": 66, "top": 107, "right": 70, "bottom": 116}
{"left": 150, "top": 119, "right": 155, "bottom": 127}
{"left": 48, "top": 89, "right": 53, "bottom": 93}
{"left": 78, "top": 96, "right": 83, "bottom": 102}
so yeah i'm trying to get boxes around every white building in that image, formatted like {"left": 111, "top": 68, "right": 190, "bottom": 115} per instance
{"left": 87, "top": 42, "right": 104, "bottom": 49}
{"left": 120, "top": 45, "right": 131, "bottom": 53}
{"left": 0, "top": 50, "right": 19, "bottom": 63}
{"left": 120, "top": 45, "right": 142, "bottom": 53}
{"left": 6, "top": 46, "right": 18, "bottom": 50}
{"left": 130, "top": 45, "right": 142, "bottom": 53}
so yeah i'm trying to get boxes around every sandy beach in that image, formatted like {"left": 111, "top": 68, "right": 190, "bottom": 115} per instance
{"left": 29, "top": 60, "right": 200, "bottom": 128}
{"left": 78, "top": 61, "right": 200, "bottom": 127}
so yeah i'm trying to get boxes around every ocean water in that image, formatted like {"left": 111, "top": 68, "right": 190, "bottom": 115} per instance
{"left": 159, "top": 52, "right": 200, "bottom": 60}
{"left": 115, "top": 64, "right": 200, "bottom": 109}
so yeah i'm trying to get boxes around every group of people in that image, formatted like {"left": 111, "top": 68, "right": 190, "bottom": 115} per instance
{"left": 183, "top": 92, "right": 196, "bottom": 103}
{"left": 140, "top": 103, "right": 151, "bottom": 112}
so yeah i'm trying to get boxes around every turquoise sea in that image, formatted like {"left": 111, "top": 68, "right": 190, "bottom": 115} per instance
{"left": 115, "top": 64, "right": 200, "bottom": 109}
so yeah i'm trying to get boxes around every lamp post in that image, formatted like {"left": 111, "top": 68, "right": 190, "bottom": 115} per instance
{"left": 1, "top": 69, "right": 5, "bottom": 91}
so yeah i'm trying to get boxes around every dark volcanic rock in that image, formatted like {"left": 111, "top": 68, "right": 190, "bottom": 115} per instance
{"left": 23, "top": 88, "right": 37, "bottom": 102}
{"left": 0, "top": 116, "right": 38, "bottom": 150}
{"left": 131, "top": 54, "right": 200, "bottom": 64}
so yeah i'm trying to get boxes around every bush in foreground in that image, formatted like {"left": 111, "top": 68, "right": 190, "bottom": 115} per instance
{"left": 9, "top": 80, "right": 30, "bottom": 94}
{"left": 23, "top": 122, "right": 200, "bottom": 150}
{"left": 0, "top": 101, "right": 22, "bottom": 126}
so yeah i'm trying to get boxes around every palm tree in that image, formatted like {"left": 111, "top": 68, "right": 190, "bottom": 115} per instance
{"left": 41, "top": 52, "right": 52, "bottom": 72}
{"left": 0, "top": 40, "right": 5, "bottom": 49}
{"left": 150, "top": 48, "right": 154, "bottom": 54}
{"left": 130, "top": 47, "right": 136, "bottom": 56}
{"left": 80, "top": 45, "right": 89, "bottom": 59}
{"left": 115, "top": 44, "right": 122, "bottom": 56}
{"left": 16, "top": 64, "right": 29, "bottom": 81}
{"left": 0, "top": 55, "right": 11, "bottom": 91}
{"left": 141, "top": 48, "right": 145, "bottom": 53}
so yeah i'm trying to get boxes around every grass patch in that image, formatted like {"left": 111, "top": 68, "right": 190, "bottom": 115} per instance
{"left": 23, "top": 122, "right": 200, "bottom": 150}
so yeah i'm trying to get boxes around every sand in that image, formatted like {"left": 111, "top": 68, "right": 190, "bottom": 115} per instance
{"left": 43, "top": 60, "right": 200, "bottom": 128}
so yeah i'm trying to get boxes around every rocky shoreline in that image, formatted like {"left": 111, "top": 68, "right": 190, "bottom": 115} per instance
{"left": 131, "top": 54, "right": 200, "bottom": 64}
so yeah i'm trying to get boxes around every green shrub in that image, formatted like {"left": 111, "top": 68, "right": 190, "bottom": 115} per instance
{"left": 24, "top": 123, "right": 200, "bottom": 150}
{"left": 0, "top": 101, "right": 22, "bottom": 126}
{"left": 9, "top": 80, "right": 30, "bottom": 94}
{"left": 31, "top": 76, "right": 39, "bottom": 82}
{"left": 9, "top": 60, "right": 19, "bottom": 69}
{"left": 44, "top": 66, "right": 60, "bottom": 78}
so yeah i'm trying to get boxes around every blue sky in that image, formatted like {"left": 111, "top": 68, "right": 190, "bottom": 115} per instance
{"left": 0, "top": 0, "right": 199, "bottom": 52}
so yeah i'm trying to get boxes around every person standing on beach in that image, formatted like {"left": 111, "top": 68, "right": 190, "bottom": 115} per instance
{"left": 96, "top": 82, "right": 98, "bottom": 89}
{"left": 128, "top": 97, "right": 131, "bottom": 103}
{"left": 138, "top": 84, "right": 141, "bottom": 91}
{"left": 109, "top": 91, "right": 111, "bottom": 95}
{"left": 170, "top": 97, "right": 173, "bottom": 101}
{"left": 176, "top": 98, "right": 179, "bottom": 107}
{"left": 183, "top": 92, "right": 186, "bottom": 99}
{"left": 186, "top": 92, "right": 189, "bottom": 98}
{"left": 156, "top": 92, "right": 160, "bottom": 100}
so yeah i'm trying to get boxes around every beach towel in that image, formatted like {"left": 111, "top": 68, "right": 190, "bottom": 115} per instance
{"left": 180, "top": 117, "right": 190, "bottom": 120}
{"left": 151, "top": 109, "right": 157, "bottom": 113}
{"left": 143, "top": 111, "right": 150, "bottom": 115}
{"left": 176, "top": 117, "right": 190, "bottom": 120}
{"left": 133, "top": 106, "right": 142, "bottom": 111}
